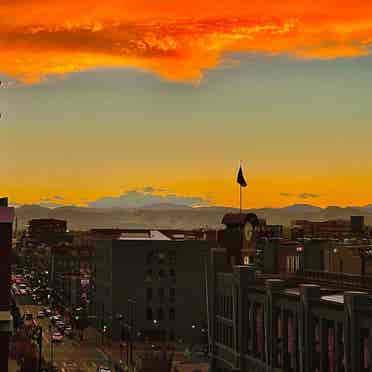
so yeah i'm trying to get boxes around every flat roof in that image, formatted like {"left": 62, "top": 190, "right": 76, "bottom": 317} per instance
{"left": 321, "top": 294, "right": 344, "bottom": 304}
{"left": 0, "top": 207, "right": 14, "bottom": 223}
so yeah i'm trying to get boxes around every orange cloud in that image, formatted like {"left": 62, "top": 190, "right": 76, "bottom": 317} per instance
{"left": 1, "top": 1, "right": 372, "bottom": 83}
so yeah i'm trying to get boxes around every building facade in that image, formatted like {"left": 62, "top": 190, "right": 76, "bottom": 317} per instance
{"left": 0, "top": 198, "right": 14, "bottom": 372}
{"left": 291, "top": 216, "right": 366, "bottom": 240}
{"left": 210, "top": 264, "right": 372, "bottom": 372}
{"left": 92, "top": 230, "right": 214, "bottom": 344}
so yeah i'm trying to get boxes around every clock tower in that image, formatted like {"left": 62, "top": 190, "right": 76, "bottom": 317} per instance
{"left": 220, "top": 213, "right": 259, "bottom": 266}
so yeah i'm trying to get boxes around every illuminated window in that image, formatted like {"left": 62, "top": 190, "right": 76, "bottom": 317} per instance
{"left": 243, "top": 256, "right": 250, "bottom": 265}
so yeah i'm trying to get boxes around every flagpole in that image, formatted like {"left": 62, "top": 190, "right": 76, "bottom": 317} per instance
{"left": 239, "top": 160, "right": 242, "bottom": 214}
{"left": 240, "top": 185, "right": 242, "bottom": 214}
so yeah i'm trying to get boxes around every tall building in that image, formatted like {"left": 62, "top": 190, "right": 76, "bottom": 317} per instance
{"left": 92, "top": 229, "right": 214, "bottom": 344}
{"left": 0, "top": 197, "right": 14, "bottom": 372}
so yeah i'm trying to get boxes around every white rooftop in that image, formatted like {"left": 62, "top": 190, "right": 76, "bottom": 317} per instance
{"left": 118, "top": 230, "right": 171, "bottom": 241}
{"left": 322, "top": 294, "right": 344, "bottom": 304}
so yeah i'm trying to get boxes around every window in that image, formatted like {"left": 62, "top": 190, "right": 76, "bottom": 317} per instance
{"left": 169, "top": 269, "right": 176, "bottom": 278}
{"left": 158, "top": 269, "right": 165, "bottom": 278}
{"left": 243, "top": 256, "right": 250, "bottom": 265}
{"left": 169, "top": 308, "right": 175, "bottom": 321}
{"left": 146, "top": 308, "right": 153, "bottom": 321}
{"left": 158, "top": 288, "right": 165, "bottom": 303}
{"left": 145, "top": 269, "right": 152, "bottom": 282}
{"left": 157, "top": 308, "right": 164, "bottom": 321}
{"left": 158, "top": 252, "right": 166, "bottom": 264}
{"left": 169, "top": 251, "right": 176, "bottom": 264}
{"left": 147, "top": 251, "right": 154, "bottom": 265}
{"left": 169, "top": 288, "right": 175, "bottom": 302}
{"left": 146, "top": 288, "right": 153, "bottom": 301}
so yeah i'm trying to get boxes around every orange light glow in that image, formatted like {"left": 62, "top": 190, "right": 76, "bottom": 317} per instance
{"left": 1, "top": 1, "right": 372, "bottom": 83}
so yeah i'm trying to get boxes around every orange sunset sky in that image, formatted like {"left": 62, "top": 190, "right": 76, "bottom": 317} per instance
{"left": 1, "top": 0, "right": 372, "bottom": 208}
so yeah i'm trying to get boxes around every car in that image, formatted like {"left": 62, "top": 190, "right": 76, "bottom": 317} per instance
{"left": 56, "top": 321, "right": 65, "bottom": 330}
{"left": 97, "top": 367, "right": 112, "bottom": 372}
{"left": 51, "top": 332, "right": 63, "bottom": 342}
{"left": 63, "top": 326, "right": 72, "bottom": 337}
{"left": 44, "top": 308, "right": 52, "bottom": 316}
{"left": 51, "top": 315, "right": 62, "bottom": 324}
{"left": 37, "top": 311, "right": 45, "bottom": 319}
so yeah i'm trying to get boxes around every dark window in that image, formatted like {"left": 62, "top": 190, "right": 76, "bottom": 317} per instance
{"left": 147, "top": 251, "right": 154, "bottom": 265}
{"left": 169, "top": 251, "right": 176, "bottom": 264}
{"left": 158, "top": 288, "right": 165, "bottom": 303}
{"left": 169, "top": 308, "right": 175, "bottom": 321}
{"left": 169, "top": 288, "right": 175, "bottom": 299}
{"left": 146, "top": 288, "right": 153, "bottom": 301}
{"left": 158, "top": 269, "right": 165, "bottom": 278}
{"left": 145, "top": 269, "right": 152, "bottom": 282}
{"left": 146, "top": 308, "right": 153, "bottom": 321}
{"left": 158, "top": 252, "right": 166, "bottom": 264}
{"left": 157, "top": 308, "right": 164, "bottom": 321}
{"left": 169, "top": 269, "right": 175, "bottom": 278}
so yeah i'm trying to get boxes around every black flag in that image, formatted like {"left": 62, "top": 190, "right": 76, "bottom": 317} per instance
{"left": 237, "top": 166, "right": 247, "bottom": 187}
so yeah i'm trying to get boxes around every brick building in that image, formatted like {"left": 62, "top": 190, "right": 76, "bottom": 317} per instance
{"left": 0, "top": 197, "right": 14, "bottom": 372}
{"left": 291, "top": 216, "right": 365, "bottom": 239}
{"left": 210, "top": 264, "right": 372, "bottom": 372}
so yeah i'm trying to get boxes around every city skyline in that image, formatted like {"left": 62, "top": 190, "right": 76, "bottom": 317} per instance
{"left": 1, "top": 0, "right": 372, "bottom": 208}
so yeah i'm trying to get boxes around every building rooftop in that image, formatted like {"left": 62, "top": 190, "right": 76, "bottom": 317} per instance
{"left": 0, "top": 207, "right": 14, "bottom": 223}
{"left": 119, "top": 230, "right": 171, "bottom": 240}
{"left": 221, "top": 213, "right": 259, "bottom": 227}
{"left": 321, "top": 294, "right": 344, "bottom": 304}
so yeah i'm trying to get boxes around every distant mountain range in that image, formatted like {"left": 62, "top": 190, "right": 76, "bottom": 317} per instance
{"left": 12, "top": 203, "right": 372, "bottom": 231}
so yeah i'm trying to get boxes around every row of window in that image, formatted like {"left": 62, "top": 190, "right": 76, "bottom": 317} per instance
{"left": 146, "top": 307, "right": 176, "bottom": 321}
{"left": 147, "top": 251, "right": 176, "bottom": 265}
{"left": 216, "top": 295, "right": 233, "bottom": 319}
{"left": 215, "top": 321, "right": 234, "bottom": 348}
{"left": 146, "top": 287, "right": 176, "bottom": 301}
{"left": 145, "top": 268, "right": 176, "bottom": 281}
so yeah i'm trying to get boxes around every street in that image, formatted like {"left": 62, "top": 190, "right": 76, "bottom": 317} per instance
{"left": 17, "top": 295, "right": 209, "bottom": 372}
{"left": 19, "top": 298, "right": 112, "bottom": 372}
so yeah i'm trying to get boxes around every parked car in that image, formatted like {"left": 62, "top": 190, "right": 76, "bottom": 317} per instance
{"left": 56, "top": 321, "right": 65, "bottom": 330}
{"left": 52, "top": 332, "right": 63, "bottom": 342}
{"left": 37, "top": 311, "right": 45, "bottom": 319}
{"left": 50, "top": 315, "right": 62, "bottom": 323}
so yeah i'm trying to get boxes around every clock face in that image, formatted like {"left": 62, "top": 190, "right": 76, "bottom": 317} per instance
{"left": 244, "top": 222, "right": 254, "bottom": 241}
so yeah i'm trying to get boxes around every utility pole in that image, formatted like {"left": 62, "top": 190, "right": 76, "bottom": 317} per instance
{"left": 128, "top": 299, "right": 136, "bottom": 368}
{"left": 37, "top": 327, "right": 42, "bottom": 372}
{"left": 101, "top": 302, "right": 105, "bottom": 345}
{"left": 49, "top": 325, "right": 54, "bottom": 371}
